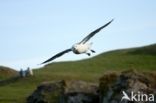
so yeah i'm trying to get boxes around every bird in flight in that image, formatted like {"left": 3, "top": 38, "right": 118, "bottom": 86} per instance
{"left": 41, "top": 19, "right": 113, "bottom": 64}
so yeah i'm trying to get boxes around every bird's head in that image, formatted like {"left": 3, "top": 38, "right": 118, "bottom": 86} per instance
{"left": 72, "top": 44, "right": 79, "bottom": 50}
{"left": 72, "top": 43, "right": 82, "bottom": 54}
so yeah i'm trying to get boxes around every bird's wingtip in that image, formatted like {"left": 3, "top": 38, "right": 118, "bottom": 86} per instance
{"left": 38, "top": 61, "right": 46, "bottom": 65}
{"left": 37, "top": 63, "right": 42, "bottom": 65}
{"left": 110, "top": 18, "right": 114, "bottom": 22}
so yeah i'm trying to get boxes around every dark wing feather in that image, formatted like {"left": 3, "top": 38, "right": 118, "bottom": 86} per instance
{"left": 41, "top": 49, "right": 72, "bottom": 64}
{"left": 79, "top": 19, "right": 114, "bottom": 44}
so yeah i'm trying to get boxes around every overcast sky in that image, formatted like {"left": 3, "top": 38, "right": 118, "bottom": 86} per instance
{"left": 0, "top": 0, "right": 156, "bottom": 70}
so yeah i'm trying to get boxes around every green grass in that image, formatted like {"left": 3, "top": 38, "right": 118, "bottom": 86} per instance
{"left": 0, "top": 43, "right": 156, "bottom": 103}
{"left": 0, "top": 66, "right": 17, "bottom": 80}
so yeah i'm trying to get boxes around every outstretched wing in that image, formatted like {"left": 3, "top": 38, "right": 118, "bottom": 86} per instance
{"left": 79, "top": 19, "right": 114, "bottom": 44}
{"left": 41, "top": 49, "right": 72, "bottom": 64}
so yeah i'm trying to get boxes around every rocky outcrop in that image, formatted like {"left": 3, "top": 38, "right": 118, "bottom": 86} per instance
{"left": 27, "top": 80, "right": 99, "bottom": 103}
{"left": 64, "top": 80, "right": 99, "bottom": 103}
{"left": 99, "top": 69, "right": 156, "bottom": 103}
{"left": 27, "top": 70, "right": 156, "bottom": 103}
{"left": 27, "top": 80, "right": 64, "bottom": 103}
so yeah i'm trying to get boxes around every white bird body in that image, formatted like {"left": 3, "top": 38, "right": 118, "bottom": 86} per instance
{"left": 72, "top": 43, "right": 92, "bottom": 54}
{"left": 41, "top": 19, "right": 113, "bottom": 64}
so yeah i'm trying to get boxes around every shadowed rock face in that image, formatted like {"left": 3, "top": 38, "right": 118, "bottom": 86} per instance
{"left": 27, "top": 70, "right": 156, "bottom": 103}
{"left": 27, "top": 80, "right": 99, "bottom": 103}
{"left": 27, "top": 80, "right": 65, "bottom": 103}
{"left": 99, "top": 69, "right": 156, "bottom": 103}
{"left": 63, "top": 80, "right": 99, "bottom": 103}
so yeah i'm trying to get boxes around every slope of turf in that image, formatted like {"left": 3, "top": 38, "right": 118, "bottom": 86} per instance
{"left": 0, "top": 43, "right": 155, "bottom": 103}
{"left": 0, "top": 66, "right": 17, "bottom": 80}
{"left": 35, "top": 43, "right": 156, "bottom": 81}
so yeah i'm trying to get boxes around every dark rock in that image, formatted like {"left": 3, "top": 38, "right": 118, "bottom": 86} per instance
{"left": 64, "top": 80, "right": 99, "bottom": 103}
{"left": 27, "top": 70, "right": 156, "bottom": 103}
{"left": 27, "top": 80, "right": 65, "bottom": 103}
{"left": 99, "top": 69, "right": 156, "bottom": 103}
{"left": 27, "top": 80, "right": 99, "bottom": 103}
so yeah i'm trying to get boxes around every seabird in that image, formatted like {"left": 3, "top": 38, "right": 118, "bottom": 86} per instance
{"left": 41, "top": 19, "right": 113, "bottom": 64}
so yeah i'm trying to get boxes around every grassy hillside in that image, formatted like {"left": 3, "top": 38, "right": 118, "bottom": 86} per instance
{"left": 35, "top": 43, "right": 156, "bottom": 81}
{"left": 0, "top": 43, "right": 156, "bottom": 103}
{"left": 0, "top": 66, "right": 17, "bottom": 80}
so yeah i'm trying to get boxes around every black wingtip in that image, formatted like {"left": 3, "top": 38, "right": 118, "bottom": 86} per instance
{"left": 111, "top": 18, "right": 114, "bottom": 21}
{"left": 103, "top": 18, "right": 114, "bottom": 28}
{"left": 39, "top": 63, "right": 43, "bottom": 65}
{"left": 39, "top": 62, "right": 46, "bottom": 65}
{"left": 38, "top": 61, "right": 46, "bottom": 65}
{"left": 37, "top": 63, "right": 43, "bottom": 65}
{"left": 109, "top": 19, "right": 114, "bottom": 24}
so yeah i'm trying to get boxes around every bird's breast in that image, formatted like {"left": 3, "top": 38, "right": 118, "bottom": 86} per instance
{"left": 72, "top": 44, "right": 90, "bottom": 54}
